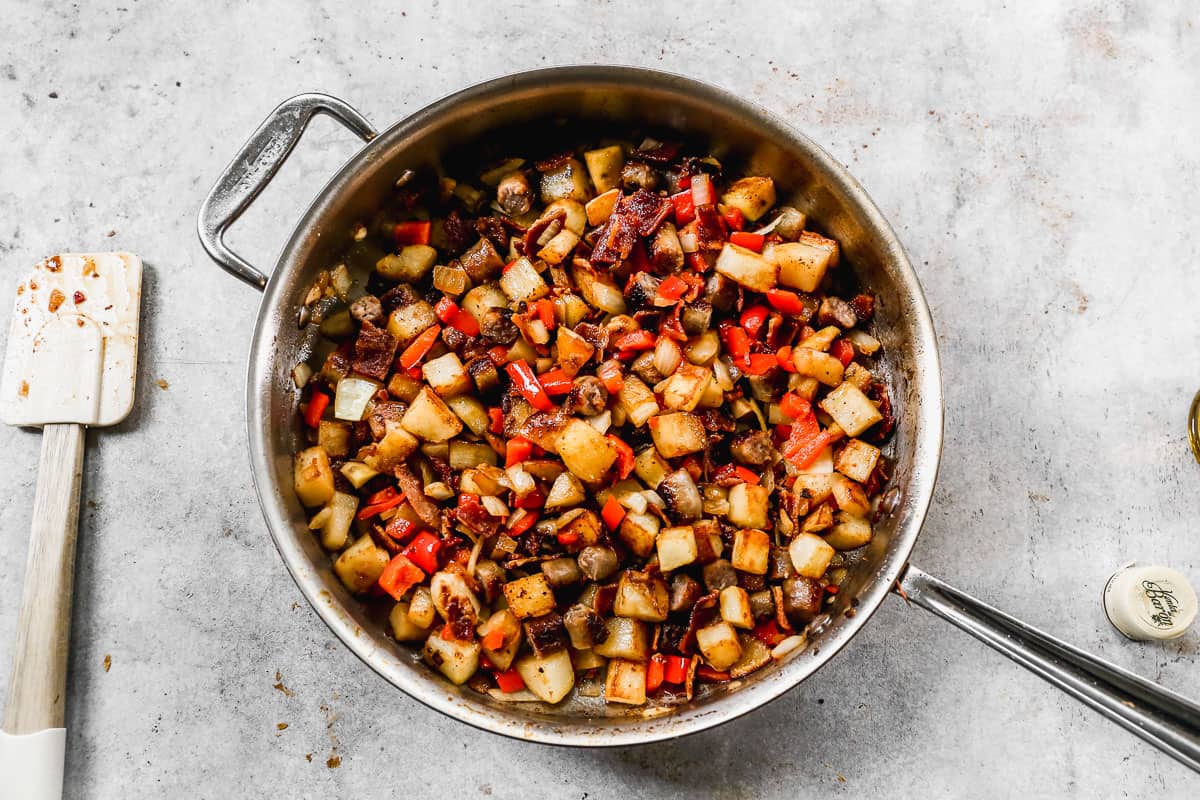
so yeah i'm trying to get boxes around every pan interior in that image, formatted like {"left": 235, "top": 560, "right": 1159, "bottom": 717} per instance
{"left": 247, "top": 67, "right": 941, "bottom": 745}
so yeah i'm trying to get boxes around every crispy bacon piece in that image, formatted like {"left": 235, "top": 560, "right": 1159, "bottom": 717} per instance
{"left": 850, "top": 293, "right": 876, "bottom": 321}
{"left": 522, "top": 207, "right": 566, "bottom": 257}
{"left": 442, "top": 210, "right": 478, "bottom": 254}
{"left": 368, "top": 400, "right": 407, "bottom": 440}
{"left": 621, "top": 189, "right": 671, "bottom": 236}
{"left": 635, "top": 140, "right": 682, "bottom": 165}
{"left": 678, "top": 591, "right": 719, "bottom": 655}
{"left": 865, "top": 382, "right": 896, "bottom": 443}
{"left": 351, "top": 321, "right": 398, "bottom": 381}
{"left": 456, "top": 494, "right": 502, "bottom": 538}
{"left": 394, "top": 464, "right": 442, "bottom": 528}
{"left": 590, "top": 200, "right": 640, "bottom": 265}
{"left": 693, "top": 204, "right": 728, "bottom": 250}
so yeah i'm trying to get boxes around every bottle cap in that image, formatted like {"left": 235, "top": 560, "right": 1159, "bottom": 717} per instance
{"left": 1103, "top": 563, "right": 1197, "bottom": 641}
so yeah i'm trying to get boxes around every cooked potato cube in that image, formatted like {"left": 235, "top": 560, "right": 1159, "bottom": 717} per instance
{"left": 633, "top": 446, "right": 671, "bottom": 489}
{"left": 799, "top": 325, "right": 841, "bottom": 353}
{"left": 656, "top": 525, "right": 698, "bottom": 572}
{"left": 515, "top": 649, "right": 575, "bottom": 704}
{"left": 801, "top": 503, "right": 834, "bottom": 534}
{"left": 369, "top": 421, "right": 420, "bottom": 472}
{"left": 339, "top": 460, "right": 379, "bottom": 489}
{"left": 499, "top": 256, "right": 549, "bottom": 304}
{"left": 768, "top": 233, "right": 838, "bottom": 293}
{"left": 478, "top": 608, "right": 522, "bottom": 671}
{"left": 422, "top": 352, "right": 471, "bottom": 398}
{"left": 386, "top": 300, "right": 437, "bottom": 347}
{"left": 819, "top": 382, "right": 883, "bottom": 437}
{"left": 593, "top": 617, "right": 650, "bottom": 661}
{"left": 731, "top": 528, "right": 771, "bottom": 575}
{"left": 605, "top": 658, "right": 647, "bottom": 706}
{"left": 318, "top": 491, "right": 358, "bottom": 550}
{"left": 715, "top": 243, "right": 778, "bottom": 293}
{"left": 448, "top": 440, "right": 498, "bottom": 471}
{"left": 389, "top": 600, "right": 432, "bottom": 641}
{"left": 503, "top": 573, "right": 557, "bottom": 619}
{"left": 557, "top": 508, "right": 604, "bottom": 549}
{"left": 317, "top": 420, "right": 351, "bottom": 458}
{"left": 333, "top": 534, "right": 390, "bottom": 594}
{"left": 538, "top": 229, "right": 581, "bottom": 266}
{"left": 572, "top": 262, "right": 626, "bottom": 315}
{"left": 788, "top": 533, "right": 836, "bottom": 579}
{"left": 720, "top": 176, "right": 776, "bottom": 222}
{"left": 792, "top": 347, "right": 844, "bottom": 387}
{"left": 585, "top": 188, "right": 621, "bottom": 226}
{"left": 545, "top": 199, "right": 587, "bottom": 235}
{"left": 613, "top": 570, "right": 670, "bottom": 622}
{"left": 696, "top": 621, "right": 743, "bottom": 670}
{"left": 727, "top": 482, "right": 770, "bottom": 530}
{"left": 824, "top": 512, "right": 873, "bottom": 550}
{"left": 445, "top": 394, "right": 490, "bottom": 436}
{"left": 649, "top": 412, "right": 706, "bottom": 458}
{"left": 408, "top": 585, "right": 436, "bottom": 629}
{"left": 618, "top": 511, "right": 661, "bottom": 558}
{"left": 386, "top": 372, "right": 423, "bottom": 402}
{"left": 423, "top": 633, "right": 481, "bottom": 685}
{"left": 400, "top": 387, "right": 463, "bottom": 442}
{"left": 693, "top": 519, "right": 725, "bottom": 563}
{"left": 660, "top": 363, "right": 713, "bottom": 412}
{"left": 540, "top": 157, "right": 591, "bottom": 203}
{"left": 798, "top": 445, "right": 834, "bottom": 475}
{"left": 377, "top": 244, "right": 437, "bottom": 282}
{"left": 294, "top": 446, "right": 335, "bottom": 507}
{"left": 555, "top": 327, "right": 595, "bottom": 376}
{"left": 431, "top": 571, "right": 483, "bottom": 625}
{"left": 545, "top": 471, "right": 586, "bottom": 510}
{"left": 618, "top": 375, "right": 660, "bottom": 428}
{"left": 557, "top": 418, "right": 618, "bottom": 482}
{"left": 584, "top": 145, "right": 624, "bottom": 194}
{"left": 831, "top": 474, "right": 871, "bottom": 517}
{"left": 729, "top": 635, "right": 773, "bottom": 679}
{"left": 720, "top": 586, "right": 755, "bottom": 629}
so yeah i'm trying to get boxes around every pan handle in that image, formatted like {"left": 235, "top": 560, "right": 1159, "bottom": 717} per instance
{"left": 898, "top": 564, "right": 1200, "bottom": 772}
{"left": 197, "top": 93, "right": 377, "bottom": 290}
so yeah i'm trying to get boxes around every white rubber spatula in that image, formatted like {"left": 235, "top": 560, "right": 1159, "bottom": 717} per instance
{"left": 0, "top": 253, "right": 141, "bottom": 800}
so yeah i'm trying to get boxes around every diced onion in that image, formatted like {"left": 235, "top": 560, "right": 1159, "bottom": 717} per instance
{"left": 844, "top": 329, "right": 881, "bottom": 355}
{"left": 333, "top": 377, "right": 379, "bottom": 421}
{"left": 712, "top": 358, "right": 735, "bottom": 391}
{"left": 642, "top": 490, "right": 665, "bottom": 509}
{"left": 653, "top": 337, "right": 682, "bottom": 377}
{"left": 483, "top": 495, "right": 510, "bottom": 518}
{"left": 291, "top": 362, "right": 312, "bottom": 389}
{"left": 588, "top": 281, "right": 626, "bottom": 315}
{"left": 771, "top": 634, "right": 807, "bottom": 660}
{"left": 506, "top": 465, "right": 536, "bottom": 497}
{"left": 585, "top": 410, "right": 612, "bottom": 434}
{"left": 678, "top": 230, "right": 698, "bottom": 253}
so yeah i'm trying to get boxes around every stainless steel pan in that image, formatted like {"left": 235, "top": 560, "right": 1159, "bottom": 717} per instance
{"left": 197, "top": 66, "right": 1200, "bottom": 764}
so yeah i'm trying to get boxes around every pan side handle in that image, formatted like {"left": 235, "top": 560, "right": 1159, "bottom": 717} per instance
{"left": 196, "top": 93, "right": 377, "bottom": 290}
{"left": 898, "top": 564, "right": 1200, "bottom": 773}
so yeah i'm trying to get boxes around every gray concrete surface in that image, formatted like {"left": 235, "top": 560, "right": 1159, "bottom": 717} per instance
{"left": 1, "top": 1, "right": 1199, "bottom": 797}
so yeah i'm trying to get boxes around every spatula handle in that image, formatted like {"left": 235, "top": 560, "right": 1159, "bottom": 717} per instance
{"left": 3, "top": 422, "right": 86, "bottom": 733}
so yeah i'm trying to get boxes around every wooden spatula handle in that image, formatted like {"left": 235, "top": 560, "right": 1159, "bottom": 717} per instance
{"left": 3, "top": 423, "right": 86, "bottom": 734}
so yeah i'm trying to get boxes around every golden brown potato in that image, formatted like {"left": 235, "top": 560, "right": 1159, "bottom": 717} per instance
{"left": 294, "top": 446, "right": 334, "bottom": 507}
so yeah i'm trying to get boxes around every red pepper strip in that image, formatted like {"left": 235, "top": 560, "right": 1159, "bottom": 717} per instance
{"left": 505, "top": 359, "right": 554, "bottom": 412}
{"left": 713, "top": 464, "right": 760, "bottom": 485}
{"left": 655, "top": 275, "right": 688, "bottom": 304}
{"left": 696, "top": 666, "right": 731, "bottom": 682}
{"left": 536, "top": 368, "right": 574, "bottom": 396}
{"left": 487, "top": 407, "right": 504, "bottom": 435}
{"left": 494, "top": 667, "right": 526, "bottom": 693}
{"left": 830, "top": 338, "right": 855, "bottom": 367}
{"left": 718, "top": 321, "right": 750, "bottom": 365}
{"left": 385, "top": 515, "right": 419, "bottom": 543}
{"left": 826, "top": 585, "right": 840, "bottom": 595}
{"left": 513, "top": 488, "right": 545, "bottom": 510}
{"left": 377, "top": 554, "right": 426, "bottom": 601}
{"left": 435, "top": 297, "right": 481, "bottom": 337}
{"left": 782, "top": 425, "right": 832, "bottom": 470}
{"left": 779, "top": 392, "right": 810, "bottom": 421}
{"left": 556, "top": 528, "right": 581, "bottom": 547}
{"left": 607, "top": 435, "right": 635, "bottom": 480}
{"left": 357, "top": 491, "right": 406, "bottom": 521}
{"left": 601, "top": 495, "right": 625, "bottom": 531}
{"left": 405, "top": 365, "right": 423, "bottom": 380}
{"left": 596, "top": 360, "right": 624, "bottom": 394}
{"left": 366, "top": 486, "right": 400, "bottom": 505}
{"left": 505, "top": 436, "right": 535, "bottom": 468}
{"left": 729, "top": 231, "right": 765, "bottom": 252}
{"left": 742, "top": 353, "right": 778, "bottom": 376}
{"left": 509, "top": 511, "right": 540, "bottom": 537}
{"left": 722, "top": 207, "right": 746, "bottom": 231}
{"left": 402, "top": 532, "right": 442, "bottom": 574}
{"left": 533, "top": 298, "right": 557, "bottom": 330}
{"left": 678, "top": 173, "right": 692, "bottom": 189}
{"left": 487, "top": 345, "right": 509, "bottom": 366}
{"left": 776, "top": 345, "right": 796, "bottom": 373}
{"left": 481, "top": 628, "right": 506, "bottom": 651}
{"left": 740, "top": 304, "right": 769, "bottom": 338}
{"left": 646, "top": 654, "right": 667, "bottom": 693}
{"left": 398, "top": 324, "right": 442, "bottom": 370}
{"left": 304, "top": 390, "right": 330, "bottom": 428}
{"left": 752, "top": 619, "right": 787, "bottom": 647}
{"left": 393, "top": 220, "right": 431, "bottom": 246}
{"left": 765, "top": 288, "right": 806, "bottom": 316}
{"left": 612, "top": 330, "right": 656, "bottom": 352}
{"left": 663, "top": 655, "right": 691, "bottom": 685}
{"left": 670, "top": 190, "right": 695, "bottom": 225}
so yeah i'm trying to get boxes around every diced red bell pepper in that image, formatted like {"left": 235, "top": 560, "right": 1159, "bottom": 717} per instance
{"left": 601, "top": 495, "right": 625, "bottom": 532}
{"left": 434, "top": 297, "right": 481, "bottom": 337}
{"left": 776, "top": 345, "right": 796, "bottom": 372}
{"left": 779, "top": 392, "right": 810, "bottom": 421}
{"left": 536, "top": 368, "right": 574, "bottom": 396}
{"left": 377, "top": 554, "right": 426, "bottom": 601}
{"left": 513, "top": 488, "right": 545, "bottom": 510}
{"left": 646, "top": 653, "right": 667, "bottom": 693}
{"left": 402, "top": 532, "right": 442, "bottom": 574}
{"left": 357, "top": 487, "right": 406, "bottom": 520}
{"left": 398, "top": 324, "right": 442, "bottom": 370}
{"left": 752, "top": 619, "right": 787, "bottom": 647}
{"left": 690, "top": 173, "right": 714, "bottom": 206}
{"left": 596, "top": 360, "right": 624, "bottom": 394}
{"left": 718, "top": 320, "right": 751, "bottom": 364}
{"left": 655, "top": 275, "right": 688, "bottom": 304}
{"left": 505, "top": 436, "right": 535, "bottom": 468}
{"left": 830, "top": 338, "right": 855, "bottom": 367}
{"left": 487, "top": 407, "right": 505, "bottom": 435}
{"left": 481, "top": 628, "right": 507, "bottom": 651}
{"left": 670, "top": 190, "right": 696, "bottom": 225}
{"left": 766, "top": 289, "right": 807, "bottom": 316}
{"left": 533, "top": 298, "right": 557, "bottom": 330}
{"left": 488, "top": 345, "right": 509, "bottom": 366}
{"left": 663, "top": 655, "right": 691, "bottom": 685}
{"left": 556, "top": 528, "right": 581, "bottom": 548}
{"left": 782, "top": 425, "right": 832, "bottom": 470}
{"left": 729, "top": 231, "right": 765, "bottom": 252}
{"left": 713, "top": 464, "right": 760, "bottom": 485}
{"left": 493, "top": 667, "right": 526, "bottom": 693}
{"left": 612, "top": 330, "right": 656, "bottom": 353}
{"left": 505, "top": 359, "right": 554, "bottom": 412}
{"left": 393, "top": 220, "right": 431, "bottom": 246}
{"left": 509, "top": 510, "right": 540, "bottom": 537}
{"left": 740, "top": 304, "right": 769, "bottom": 338}
{"left": 607, "top": 435, "right": 635, "bottom": 480}
{"left": 742, "top": 353, "right": 778, "bottom": 375}
{"left": 722, "top": 206, "right": 746, "bottom": 231}
{"left": 696, "top": 666, "right": 731, "bottom": 683}
{"left": 304, "top": 390, "right": 330, "bottom": 428}
{"left": 385, "top": 515, "right": 419, "bottom": 543}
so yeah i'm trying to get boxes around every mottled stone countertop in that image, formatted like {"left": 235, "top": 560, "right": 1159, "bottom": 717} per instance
{"left": 1, "top": 1, "right": 1198, "bottom": 797}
